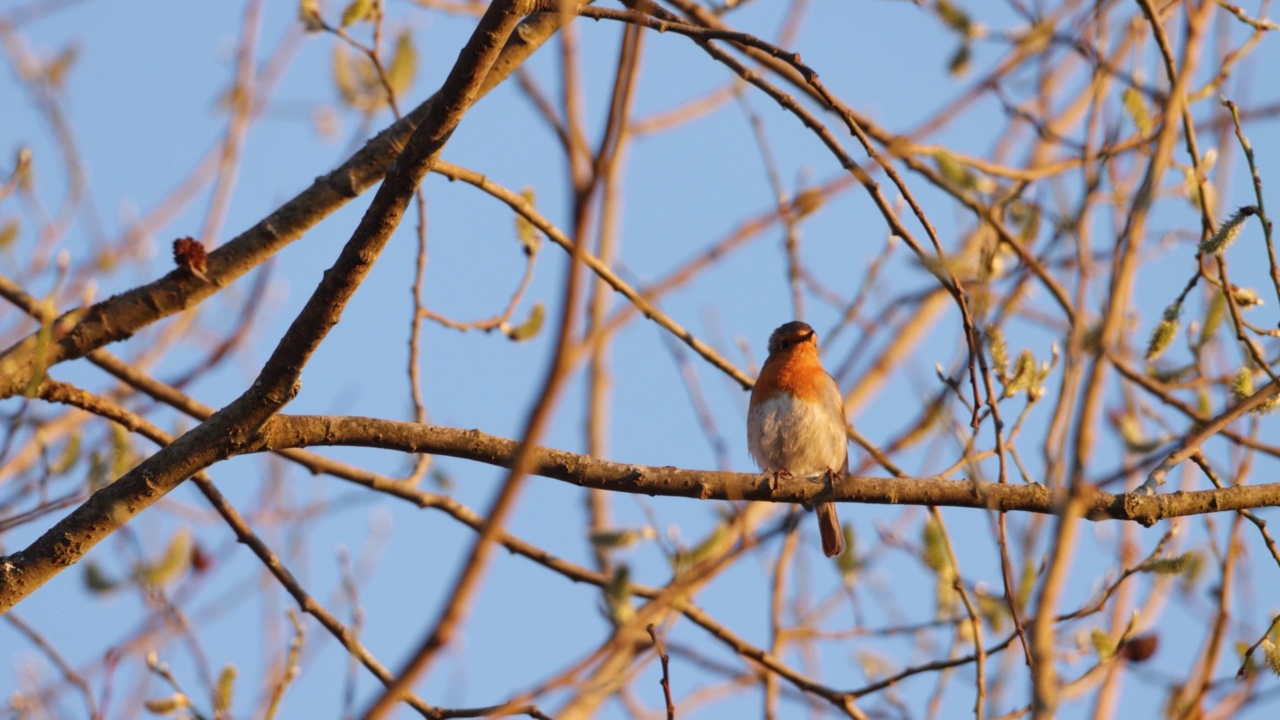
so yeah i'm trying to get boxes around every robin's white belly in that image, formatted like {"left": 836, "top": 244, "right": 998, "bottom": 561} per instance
{"left": 747, "top": 393, "right": 847, "bottom": 476}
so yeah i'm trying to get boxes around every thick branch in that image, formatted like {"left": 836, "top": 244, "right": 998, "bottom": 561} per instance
{"left": 0, "top": 7, "right": 576, "bottom": 401}
{"left": 256, "top": 416, "right": 1280, "bottom": 525}
{"left": 0, "top": 2, "right": 546, "bottom": 615}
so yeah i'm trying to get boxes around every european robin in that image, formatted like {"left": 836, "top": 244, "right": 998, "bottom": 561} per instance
{"left": 748, "top": 321, "right": 847, "bottom": 557}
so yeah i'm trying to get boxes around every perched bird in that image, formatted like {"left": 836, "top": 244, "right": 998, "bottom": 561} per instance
{"left": 747, "top": 321, "right": 847, "bottom": 557}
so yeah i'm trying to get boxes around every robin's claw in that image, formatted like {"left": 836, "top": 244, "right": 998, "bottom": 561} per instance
{"left": 765, "top": 468, "right": 792, "bottom": 492}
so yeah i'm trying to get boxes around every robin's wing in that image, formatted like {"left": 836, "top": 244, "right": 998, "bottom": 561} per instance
{"left": 820, "top": 371, "right": 850, "bottom": 473}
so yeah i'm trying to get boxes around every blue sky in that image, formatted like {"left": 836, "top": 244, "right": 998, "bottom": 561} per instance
{"left": 4, "top": 1, "right": 1280, "bottom": 718}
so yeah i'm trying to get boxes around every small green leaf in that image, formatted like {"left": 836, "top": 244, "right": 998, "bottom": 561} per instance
{"left": 1178, "top": 552, "right": 1205, "bottom": 594}
{"left": 340, "top": 0, "right": 373, "bottom": 27}
{"left": 51, "top": 433, "right": 81, "bottom": 475}
{"left": 1239, "top": 640, "right": 1259, "bottom": 678}
{"left": 837, "top": 524, "right": 859, "bottom": 585}
{"left": 1008, "top": 200, "right": 1041, "bottom": 244}
{"left": 332, "top": 44, "right": 361, "bottom": 107}
{"left": 948, "top": 43, "right": 972, "bottom": 77}
{"left": 1145, "top": 304, "right": 1180, "bottom": 361}
{"left": 1146, "top": 319, "right": 1178, "bottom": 361}
{"left": 673, "top": 522, "right": 730, "bottom": 574}
{"left": 505, "top": 302, "right": 544, "bottom": 342}
{"left": 1122, "top": 88, "right": 1152, "bottom": 137}
{"left": 922, "top": 517, "right": 949, "bottom": 573}
{"left": 45, "top": 45, "right": 78, "bottom": 87}
{"left": 110, "top": 423, "right": 134, "bottom": 479}
{"left": 936, "top": 0, "right": 973, "bottom": 36}
{"left": 331, "top": 43, "right": 382, "bottom": 111}
{"left": 1016, "top": 20, "right": 1054, "bottom": 53}
{"left": 1139, "top": 552, "right": 1195, "bottom": 575}
{"left": 1201, "top": 292, "right": 1226, "bottom": 346}
{"left": 83, "top": 561, "right": 118, "bottom": 594}
{"left": 604, "top": 565, "right": 634, "bottom": 625}
{"left": 934, "top": 149, "right": 979, "bottom": 193}
{"left": 976, "top": 592, "right": 1007, "bottom": 632}
{"left": 0, "top": 218, "right": 18, "bottom": 248}
{"left": 986, "top": 324, "right": 1010, "bottom": 381}
{"left": 144, "top": 694, "right": 190, "bottom": 715}
{"left": 134, "top": 529, "right": 193, "bottom": 587}
{"left": 1017, "top": 559, "right": 1035, "bottom": 609}
{"left": 215, "top": 665, "right": 237, "bottom": 716}
{"left": 299, "top": 0, "right": 324, "bottom": 32}
{"left": 589, "top": 527, "right": 655, "bottom": 550}
{"left": 1118, "top": 414, "right": 1160, "bottom": 454}
{"left": 791, "top": 187, "right": 826, "bottom": 219}
{"left": 1091, "top": 628, "right": 1115, "bottom": 662}
{"left": 516, "top": 187, "right": 540, "bottom": 256}
{"left": 86, "top": 450, "right": 110, "bottom": 490}
{"left": 23, "top": 300, "right": 55, "bottom": 397}
{"left": 386, "top": 30, "right": 417, "bottom": 99}
{"left": 1182, "top": 167, "right": 1216, "bottom": 214}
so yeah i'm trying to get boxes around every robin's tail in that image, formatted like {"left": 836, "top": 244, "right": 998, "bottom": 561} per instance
{"left": 816, "top": 502, "right": 843, "bottom": 557}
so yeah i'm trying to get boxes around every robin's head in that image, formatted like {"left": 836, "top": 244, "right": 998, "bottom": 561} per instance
{"left": 766, "top": 321, "right": 818, "bottom": 356}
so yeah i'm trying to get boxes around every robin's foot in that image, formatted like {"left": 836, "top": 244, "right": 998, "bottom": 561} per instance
{"left": 823, "top": 468, "right": 839, "bottom": 500}
{"left": 765, "top": 468, "right": 793, "bottom": 492}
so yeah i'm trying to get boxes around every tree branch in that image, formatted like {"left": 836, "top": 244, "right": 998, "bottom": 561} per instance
{"left": 0, "top": 0, "right": 548, "bottom": 615}
{"left": 0, "top": 6, "right": 578, "bottom": 401}
{"left": 254, "top": 415, "right": 1280, "bottom": 525}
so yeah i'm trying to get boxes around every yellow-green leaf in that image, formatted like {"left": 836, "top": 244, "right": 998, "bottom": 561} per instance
{"left": 299, "top": 0, "right": 324, "bottom": 32}
{"left": 937, "top": 0, "right": 973, "bottom": 35}
{"left": 1201, "top": 292, "right": 1225, "bottom": 346}
{"left": 387, "top": 30, "right": 417, "bottom": 99}
{"left": 0, "top": 218, "right": 18, "bottom": 248}
{"left": 332, "top": 43, "right": 361, "bottom": 108}
{"left": 505, "top": 302, "right": 544, "bottom": 342}
{"left": 1122, "top": 88, "right": 1152, "bottom": 137}
{"left": 52, "top": 433, "right": 81, "bottom": 475}
{"left": 83, "top": 561, "right": 118, "bottom": 594}
{"left": 516, "top": 187, "right": 540, "bottom": 255}
{"left": 1091, "top": 628, "right": 1115, "bottom": 662}
{"left": 987, "top": 324, "right": 1010, "bottom": 381}
{"left": 1139, "top": 552, "right": 1195, "bottom": 575}
{"left": 934, "top": 149, "right": 978, "bottom": 193}
{"left": 837, "top": 523, "right": 859, "bottom": 585}
{"left": 340, "top": 0, "right": 373, "bottom": 27}
{"left": 134, "top": 529, "right": 193, "bottom": 587}
{"left": 922, "top": 517, "right": 948, "bottom": 572}
{"left": 948, "top": 43, "right": 971, "bottom": 77}
{"left": 1016, "top": 20, "right": 1054, "bottom": 53}
{"left": 45, "top": 45, "right": 79, "bottom": 87}
{"left": 110, "top": 423, "right": 133, "bottom": 478}
{"left": 604, "top": 565, "right": 634, "bottom": 625}
{"left": 791, "top": 187, "right": 826, "bottom": 219}
{"left": 673, "top": 521, "right": 730, "bottom": 574}
{"left": 144, "top": 694, "right": 190, "bottom": 715}
{"left": 589, "top": 527, "right": 655, "bottom": 550}
{"left": 215, "top": 665, "right": 237, "bottom": 716}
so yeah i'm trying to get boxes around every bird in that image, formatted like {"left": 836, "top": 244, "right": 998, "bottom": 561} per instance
{"left": 747, "top": 321, "right": 847, "bottom": 557}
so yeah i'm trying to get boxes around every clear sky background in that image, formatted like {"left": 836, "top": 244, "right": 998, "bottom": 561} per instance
{"left": 4, "top": 0, "right": 1280, "bottom": 718}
